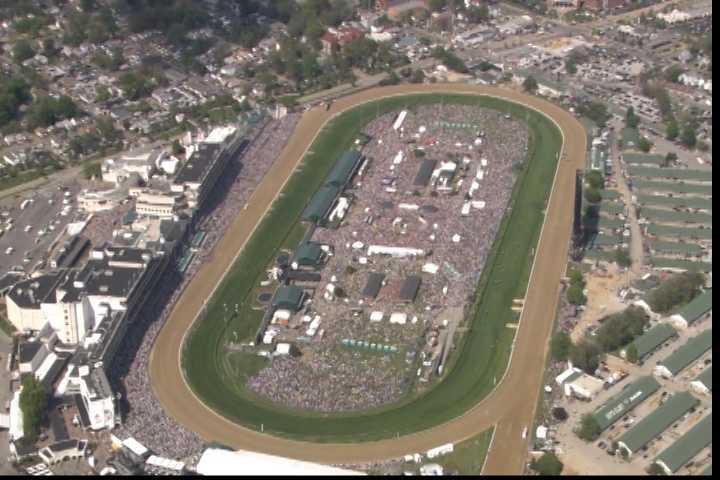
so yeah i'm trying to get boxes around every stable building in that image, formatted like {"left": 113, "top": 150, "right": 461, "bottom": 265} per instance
{"left": 617, "top": 391, "right": 699, "bottom": 458}
{"left": 690, "top": 366, "right": 712, "bottom": 395}
{"left": 669, "top": 290, "right": 712, "bottom": 329}
{"left": 654, "top": 329, "right": 712, "bottom": 379}
{"left": 622, "top": 323, "right": 677, "bottom": 363}
{"left": 653, "top": 413, "right": 712, "bottom": 475}
{"left": 591, "top": 375, "right": 660, "bottom": 432}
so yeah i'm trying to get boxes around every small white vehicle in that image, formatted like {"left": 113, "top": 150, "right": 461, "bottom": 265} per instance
{"left": 5, "top": 247, "right": 14, "bottom": 255}
{"left": 24, "top": 225, "right": 32, "bottom": 233}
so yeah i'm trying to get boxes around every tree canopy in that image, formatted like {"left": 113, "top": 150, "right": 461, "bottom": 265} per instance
{"left": 20, "top": 375, "right": 47, "bottom": 441}
{"left": 647, "top": 272, "right": 705, "bottom": 314}
{"left": 531, "top": 452, "right": 564, "bottom": 475}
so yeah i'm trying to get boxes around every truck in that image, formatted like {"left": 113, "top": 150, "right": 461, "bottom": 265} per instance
{"left": 20, "top": 199, "right": 32, "bottom": 210}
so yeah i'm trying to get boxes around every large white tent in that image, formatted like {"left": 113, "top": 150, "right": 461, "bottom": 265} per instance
{"left": 195, "top": 448, "right": 366, "bottom": 476}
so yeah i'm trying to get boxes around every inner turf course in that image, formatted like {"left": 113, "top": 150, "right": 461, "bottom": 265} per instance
{"left": 148, "top": 84, "right": 586, "bottom": 473}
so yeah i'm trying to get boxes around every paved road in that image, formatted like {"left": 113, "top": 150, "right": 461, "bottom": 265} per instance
{"left": 148, "top": 84, "right": 586, "bottom": 472}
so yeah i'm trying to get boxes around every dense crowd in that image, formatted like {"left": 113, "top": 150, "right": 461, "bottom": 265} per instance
{"left": 248, "top": 104, "right": 530, "bottom": 412}
{"left": 82, "top": 200, "right": 135, "bottom": 247}
{"left": 108, "top": 112, "right": 301, "bottom": 459}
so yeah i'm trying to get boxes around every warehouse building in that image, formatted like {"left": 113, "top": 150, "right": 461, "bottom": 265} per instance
{"left": 591, "top": 375, "right": 661, "bottom": 431}
{"left": 653, "top": 413, "right": 712, "bottom": 475}
{"left": 654, "top": 329, "right": 713, "bottom": 378}
{"left": 690, "top": 366, "right": 712, "bottom": 396}
{"left": 669, "top": 290, "right": 712, "bottom": 329}
{"left": 616, "top": 391, "right": 699, "bottom": 458}
{"left": 621, "top": 323, "right": 677, "bottom": 362}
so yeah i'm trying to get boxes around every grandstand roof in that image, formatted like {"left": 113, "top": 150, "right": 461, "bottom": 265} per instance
{"left": 654, "top": 413, "right": 712, "bottom": 474}
{"left": 302, "top": 184, "right": 340, "bottom": 222}
{"left": 325, "top": 150, "right": 362, "bottom": 187}
{"left": 658, "top": 329, "right": 712, "bottom": 377}
{"left": 592, "top": 375, "right": 660, "bottom": 431}
{"left": 617, "top": 391, "right": 699, "bottom": 454}
{"left": 631, "top": 323, "right": 677, "bottom": 360}
{"left": 195, "top": 448, "right": 365, "bottom": 476}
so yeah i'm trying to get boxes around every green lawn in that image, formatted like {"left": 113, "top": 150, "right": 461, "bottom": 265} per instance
{"left": 429, "top": 427, "right": 494, "bottom": 475}
{"left": 0, "top": 170, "right": 45, "bottom": 193}
{"left": 0, "top": 312, "right": 17, "bottom": 337}
{"left": 183, "top": 93, "right": 563, "bottom": 442}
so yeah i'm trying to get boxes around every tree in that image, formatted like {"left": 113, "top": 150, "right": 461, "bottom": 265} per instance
{"left": 531, "top": 452, "right": 564, "bottom": 475}
{"left": 665, "top": 118, "right": 679, "bottom": 141}
{"left": 647, "top": 272, "right": 705, "bottom": 314}
{"left": 614, "top": 249, "right": 632, "bottom": 268}
{"left": 568, "top": 269, "right": 585, "bottom": 288}
{"left": 567, "top": 284, "right": 587, "bottom": 306}
{"left": 664, "top": 152, "right": 677, "bottom": 166}
{"left": 637, "top": 136, "right": 652, "bottom": 153}
{"left": 576, "top": 413, "right": 602, "bottom": 441}
{"left": 570, "top": 340, "right": 602, "bottom": 374}
{"left": 679, "top": 122, "right": 697, "bottom": 148}
{"left": 410, "top": 69, "right": 425, "bottom": 84}
{"left": 585, "top": 170, "right": 604, "bottom": 190}
{"left": 625, "top": 343, "right": 639, "bottom": 364}
{"left": 663, "top": 64, "right": 684, "bottom": 83}
{"left": 26, "top": 95, "right": 80, "bottom": 129}
{"left": 595, "top": 306, "right": 648, "bottom": 353}
{"left": 584, "top": 188, "right": 602, "bottom": 204}
{"left": 13, "top": 39, "right": 35, "bottom": 63}
{"left": 577, "top": 101, "right": 610, "bottom": 127}
{"left": 171, "top": 139, "right": 184, "bottom": 156}
{"left": 523, "top": 75, "right": 538, "bottom": 93}
{"left": 565, "top": 58, "right": 577, "bottom": 74}
{"left": 625, "top": 107, "right": 639, "bottom": 128}
{"left": 119, "top": 71, "right": 154, "bottom": 100}
{"left": 428, "top": 0, "right": 447, "bottom": 12}
{"left": 19, "top": 375, "right": 47, "bottom": 441}
{"left": 551, "top": 331, "right": 572, "bottom": 362}
{"left": 82, "top": 161, "right": 101, "bottom": 179}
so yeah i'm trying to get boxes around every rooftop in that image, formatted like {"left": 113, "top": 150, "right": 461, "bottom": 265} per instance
{"left": 674, "top": 290, "right": 712, "bottom": 326}
{"left": 658, "top": 329, "right": 713, "bottom": 377}
{"left": 592, "top": 375, "right": 660, "bottom": 431}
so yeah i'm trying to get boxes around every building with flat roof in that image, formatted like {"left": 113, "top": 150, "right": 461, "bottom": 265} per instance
{"left": 591, "top": 375, "right": 661, "bottom": 431}
{"left": 669, "top": 290, "right": 712, "bottom": 329}
{"left": 654, "top": 329, "right": 712, "bottom": 378}
{"left": 617, "top": 391, "right": 699, "bottom": 457}
{"left": 653, "top": 413, "right": 712, "bottom": 474}
{"left": 271, "top": 286, "right": 305, "bottom": 312}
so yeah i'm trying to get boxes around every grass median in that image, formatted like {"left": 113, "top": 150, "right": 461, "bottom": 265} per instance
{"left": 183, "top": 93, "right": 563, "bottom": 442}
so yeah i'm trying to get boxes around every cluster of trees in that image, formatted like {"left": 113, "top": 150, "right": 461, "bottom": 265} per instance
{"left": 0, "top": 76, "right": 31, "bottom": 128}
{"left": 19, "top": 375, "right": 47, "bottom": 441}
{"left": 576, "top": 413, "right": 602, "bottom": 441}
{"left": 523, "top": 76, "right": 538, "bottom": 93}
{"left": 118, "top": 69, "right": 163, "bottom": 101}
{"left": 432, "top": 47, "right": 469, "bottom": 74}
{"left": 530, "top": 452, "right": 564, "bottom": 476}
{"left": 576, "top": 100, "right": 610, "bottom": 127}
{"left": 647, "top": 271, "right": 705, "bottom": 314}
{"left": 566, "top": 269, "right": 587, "bottom": 306}
{"left": 63, "top": 4, "right": 118, "bottom": 46}
{"left": 91, "top": 47, "right": 126, "bottom": 72}
{"left": 12, "top": 39, "right": 35, "bottom": 64}
{"left": 25, "top": 96, "right": 80, "bottom": 130}
{"left": 583, "top": 169, "right": 603, "bottom": 206}
{"left": 118, "top": 0, "right": 211, "bottom": 37}
{"left": 565, "top": 48, "right": 589, "bottom": 75}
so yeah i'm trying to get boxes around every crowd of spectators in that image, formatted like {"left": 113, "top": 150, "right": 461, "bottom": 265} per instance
{"left": 107, "top": 112, "right": 300, "bottom": 459}
{"left": 248, "top": 104, "right": 530, "bottom": 412}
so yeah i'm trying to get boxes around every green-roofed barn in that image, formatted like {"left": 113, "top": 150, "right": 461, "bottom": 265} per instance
{"left": 302, "top": 184, "right": 340, "bottom": 222}
{"left": 592, "top": 375, "right": 661, "bottom": 431}
{"left": 669, "top": 290, "right": 712, "bottom": 329}
{"left": 702, "top": 464, "right": 712, "bottom": 476}
{"left": 653, "top": 413, "right": 712, "bottom": 474}
{"left": 623, "top": 153, "right": 666, "bottom": 166}
{"left": 637, "top": 194, "right": 713, "bottom": 211}
{"left": 650, "top": 257, "right": 712, "bottom": 273}
{"left": 633, "top": 180, "right": 713, "bottom": 196}
{"left": 649, "top": 240, "right": 705, "bottom": 257}
{"left": 292, "top": 242, "right": 325, "bottom": 269}
{"left": 325, "top": 150, "right": 363, "bottom": 187}
{"left": 623, "top": 323, "right": 677, "bottom": 362}
{"left": 628, "top": 166, "right": 713, "bottom": 182}
{"left": 271, "top": 285, "right": 306, "bottom": 312}
{"left": 646, "top": 225, "right": 713, "bottom": 241}
{"left": 690, "top": 366, "right": 712, "bottom": 396}
{"left": 655, "top": 329, "right": 712, "bottom": 378}
{"left": 640, "top": 208, "right": 713, "bottom": 226}
{"left": 617, "top": 391, "right": 699, "bottom": 457}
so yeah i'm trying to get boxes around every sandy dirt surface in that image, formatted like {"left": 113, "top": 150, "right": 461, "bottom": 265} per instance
{"left": 570, "top": 265, "right": 631, "bottom": 343}
{"left": 147, "top": 84, "right": 587, "bottom": 474}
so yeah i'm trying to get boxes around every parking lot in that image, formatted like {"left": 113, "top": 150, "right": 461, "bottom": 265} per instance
{"left": 0, "top": 180, "right": 82, "bottom": 275}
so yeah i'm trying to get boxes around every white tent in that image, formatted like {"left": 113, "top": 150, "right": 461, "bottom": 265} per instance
{"left": 195, "top": 448, "right": 365, "bottom": 476}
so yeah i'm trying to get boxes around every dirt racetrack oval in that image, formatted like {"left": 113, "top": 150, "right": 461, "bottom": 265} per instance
{"left": 148, "top": 84, "right": 586, "bottom": 473}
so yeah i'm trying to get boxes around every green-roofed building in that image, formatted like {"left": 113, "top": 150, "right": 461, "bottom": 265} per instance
{"left": 646, "top": 225, "right": 713, "bottom": 241}
{"left": 633, "top": 180, "right": 713, "bottom": 196}
{"left": 617, "top": 391, "right": 699, "bottom": 457}
{"left": 640, "top": 208, "right": 713, "bottom": 226}
{"left": 624, "top": 323, "right": 677, "bottom": 362}
{"left": 653, "top": 413, "right": 712, "bottom": 474}
{"left": 271, "top": 285, "right": 306, "bottom": 312}
{"left": 592, "top": 376, "right": 661, "bottom": 431}
{"left": 292, "top": 242, "right": 324, "bottom": 268}
{"left": 601, "top": 190, "right": 622, "bottom": 200}
{"left": 628, "top": 166, "right": 713, "bottom": 182}
{"left": 690, "top": 366, "right": 712, "bottom": 395}
{"left": 655, "top": 329, "right": 713, "bottom": 378}
{"left": 623, "top": 153, "right": 666, "bottom": 166}
{"left": 649, "top": 240, "right": 705, "bottom": 256}
{"left": 593, "top": 233, "right": 623, "bottom": 248}
{"left": 621, "top": 127, "right": 640, "bottom": 150}
{"left": 650, "top": 257, "right": 712, "bottom": 273}
{"left": 325, "top": 150, "right": 362, "bottom": 187}
{"left": 598, "top": 217, "right": 625, "bottom": 231}
{"left": 670, "top": 290, "right": 712, "bottom": 329}
{"left": 637, "top": 195, "right": 713, "bottom": 211}
{"left": 600, "top": 201, "right": 625, "bottom": 216}
{"left": 583, "top": 249, "right": 616, "bottom": 263}
{"left": 302, "top": 184, "right": 340, "bottom": 222}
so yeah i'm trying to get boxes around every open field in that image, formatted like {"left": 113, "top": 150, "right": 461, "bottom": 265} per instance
{"left": 148, "top": 84, "right": 586, "bottom": 473}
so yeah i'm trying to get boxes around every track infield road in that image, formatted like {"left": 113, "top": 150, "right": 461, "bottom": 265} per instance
{"left": 148, "top": 84, "right": 586, "bottom": 473}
